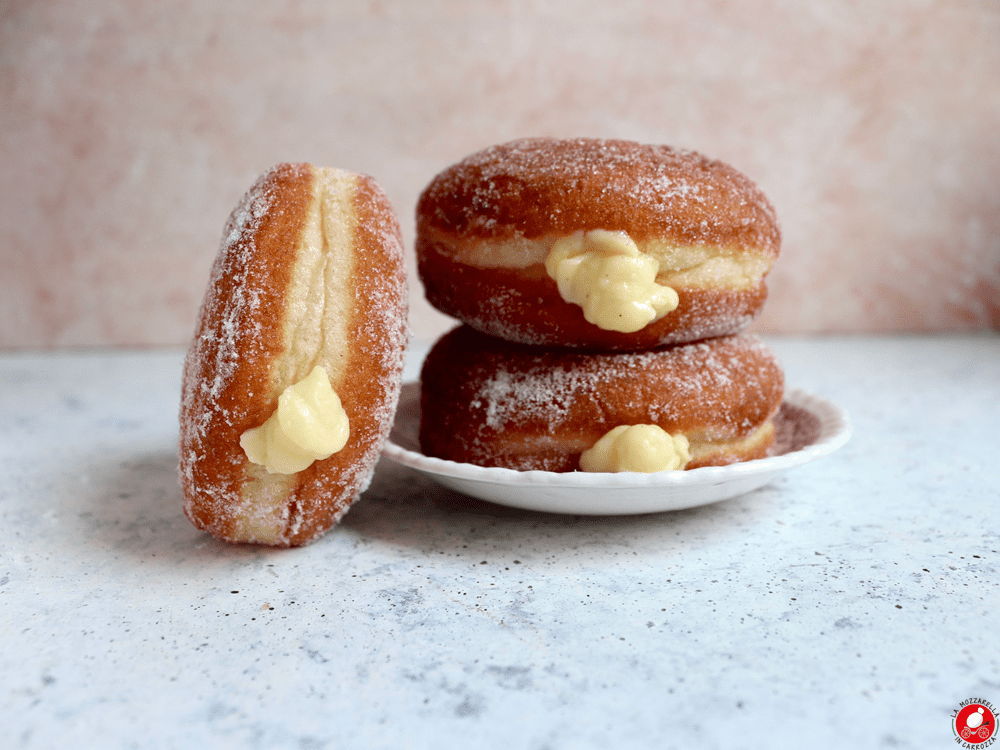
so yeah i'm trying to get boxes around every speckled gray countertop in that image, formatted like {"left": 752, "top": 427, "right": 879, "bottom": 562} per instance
{"left": 2, "top": 335, "right": 998, "bottom": 749}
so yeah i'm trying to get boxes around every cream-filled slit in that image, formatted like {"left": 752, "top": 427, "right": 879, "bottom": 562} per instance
{"left": 234, "top": 168, "right": 358, "bottom": 544}
{"left": 424, "top": 227, "right": 773, "bottom": 291}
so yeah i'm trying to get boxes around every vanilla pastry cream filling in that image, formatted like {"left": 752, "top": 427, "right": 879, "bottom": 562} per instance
{"left": 579, "top": 424, "right": 691, "bottom": 473}
{"left": 544, "top": 230, "right": 679, "bottom": 332}
{"left": 240, "top": 365, "right": 350, "bottom": 475}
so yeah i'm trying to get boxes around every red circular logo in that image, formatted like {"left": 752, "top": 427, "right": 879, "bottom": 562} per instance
{"left": 954, "top": 703, "right": 997, "bottom": 744}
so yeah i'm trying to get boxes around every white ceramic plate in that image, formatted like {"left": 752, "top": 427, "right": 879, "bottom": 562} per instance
{"left": 382, "top": 383, "right": 851, "bottom": 515}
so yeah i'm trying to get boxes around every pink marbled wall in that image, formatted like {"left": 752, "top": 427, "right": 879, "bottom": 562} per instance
{"left": 1, "top": 0, "right": 998, "bottom": 348}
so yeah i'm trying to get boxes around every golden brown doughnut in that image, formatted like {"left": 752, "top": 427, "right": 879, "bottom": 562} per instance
{"left": 419, "top": 326, "right": 784, "bottom": 472}
{"left": 179, "top": 162, "right": 408, "bottom": 546}
{"left": 416, "top": 137, "right": 780, "bottom": 350}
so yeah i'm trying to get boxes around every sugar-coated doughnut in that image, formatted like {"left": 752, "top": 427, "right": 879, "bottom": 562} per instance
{"left": 179, "top": 163, "right": 408, "bottom": 546}
{"left": 419, "top": 326, "right": 784, "bottom": 472}
{"left": 416, "top": 138, "right": 780, "bottom": 350}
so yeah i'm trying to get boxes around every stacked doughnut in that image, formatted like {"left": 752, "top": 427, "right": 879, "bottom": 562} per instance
{"left": 415, "top": 137, "right": 785, "bottom": 473}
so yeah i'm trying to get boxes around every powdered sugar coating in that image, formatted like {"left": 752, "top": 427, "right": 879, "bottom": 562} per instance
{"left": 179, "top": 163, "right": 407, "bottom": 546}
{"left": 420, "top": 327, "right": 784, "bottom": 472}
{"left": 181, "top": 164, "right": 306, "bottom": 499}
{"left": 183, "top": 168, "right": 279, "bottom": 407}
{"left": 417, "top": 137, "right": 780, "bottom": 250}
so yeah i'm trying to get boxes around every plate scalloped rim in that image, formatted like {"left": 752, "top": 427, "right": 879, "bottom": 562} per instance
{"left": 381, "top": 387, "right": 851, "bottom": 515}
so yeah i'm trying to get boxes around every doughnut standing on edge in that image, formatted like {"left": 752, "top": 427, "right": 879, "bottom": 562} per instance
{"left": 419, "top": 326, "right": 785, "bottom": 473}
{"left": 179, "top": 163, "right": 408, "bottom": 546}
{"left": 416, "top": 137, "right": 781, "bottom": 350}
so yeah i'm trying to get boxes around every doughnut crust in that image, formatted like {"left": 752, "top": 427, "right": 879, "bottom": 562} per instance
{"left": 419, "top": 326, "right": 784, "bottom": 472}
{"left": 179, "top": 163, "right": 408, "bottom": 546}
{"left": 416, "top": 137, "right": 780, "bottom": 349}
